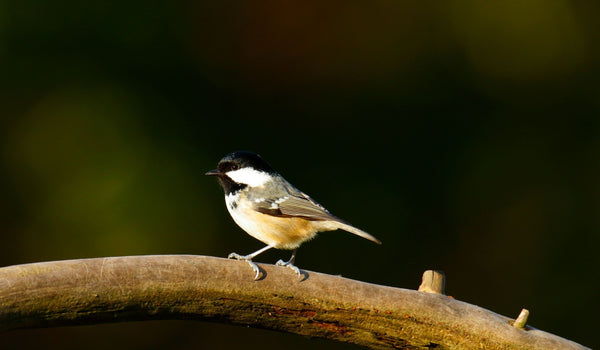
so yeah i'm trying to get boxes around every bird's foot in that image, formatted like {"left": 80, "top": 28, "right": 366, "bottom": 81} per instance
{"left": 276, "top": 258, "right": 302, "bottom": 279}
{"left": 228, "top": 252, "right": 261, "bottom": 280}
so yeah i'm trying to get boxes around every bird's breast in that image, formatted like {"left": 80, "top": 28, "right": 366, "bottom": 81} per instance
{"left": 225, "top": 194, "right": 319, "bottom": 249}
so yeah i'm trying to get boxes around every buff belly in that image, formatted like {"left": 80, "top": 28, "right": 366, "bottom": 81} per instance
{"left": 227, "top": 206, "right": 326, "bottom": 249}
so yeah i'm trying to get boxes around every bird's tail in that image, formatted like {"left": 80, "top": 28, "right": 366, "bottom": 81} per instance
{"left": 336, "top": 222, "right": 382, "bottom": 245}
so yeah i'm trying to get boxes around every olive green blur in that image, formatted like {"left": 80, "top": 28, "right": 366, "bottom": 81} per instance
{"left": 0, "top": 1, "right": 598, "bottom": 349}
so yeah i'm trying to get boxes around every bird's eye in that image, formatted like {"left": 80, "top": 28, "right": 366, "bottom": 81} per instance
{"left": 230, "top": 164, "right": 239, "bottom": 171}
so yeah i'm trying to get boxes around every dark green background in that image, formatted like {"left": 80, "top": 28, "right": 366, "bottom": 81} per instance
{"left": 1, "top": 1, "right": 598, "bottom": 349}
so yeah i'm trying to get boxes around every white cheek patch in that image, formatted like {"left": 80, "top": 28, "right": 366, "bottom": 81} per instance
{"left": 226, "top": 168, "right": 271, "bottom": 187}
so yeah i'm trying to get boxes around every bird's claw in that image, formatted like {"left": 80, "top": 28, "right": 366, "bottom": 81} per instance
{"left": 228, "top": 252, "right": 261, "bottom": 280}
{"left": 227, "top": 252, "right": 244, "bottom": 260}
{"left": 276, "top": 259, "right": 302, "bottom": 279}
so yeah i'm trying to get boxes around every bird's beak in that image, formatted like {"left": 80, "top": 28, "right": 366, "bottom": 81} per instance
{"left": 205, "top": 169, "right": 222, "bottom": 176}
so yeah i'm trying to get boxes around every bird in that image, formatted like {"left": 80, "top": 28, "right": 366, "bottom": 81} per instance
{"left": 206, "top": 151, "right": 381, "bottom": 280}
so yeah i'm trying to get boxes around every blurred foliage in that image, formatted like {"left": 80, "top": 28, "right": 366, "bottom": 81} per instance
{"left": 1, "top": 1, "right": 599, "bottom": 349}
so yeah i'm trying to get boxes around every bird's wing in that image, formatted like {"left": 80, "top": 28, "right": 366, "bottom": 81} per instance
{"left": 251, "top": 186, "right": 382, "bottom": 244}
{"left": 253, "top": 191, "right": 382, "bottom": 244}
{"left": 254, "top": 191, "right": 342, "bottom": 222}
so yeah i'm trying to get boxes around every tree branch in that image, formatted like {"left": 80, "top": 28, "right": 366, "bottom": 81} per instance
{"left": 0, "top": 255, "right": 588, "bottom": 349}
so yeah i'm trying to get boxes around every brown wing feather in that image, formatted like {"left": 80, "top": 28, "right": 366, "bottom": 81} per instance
{"left": 279, "top": 194, "right": 341, "bottom": 221}
{"left": 252, "top": 192, "right": 382, "bottom": 244}
{"left": 254, "top": 192, "right": 342, "bottom": 222}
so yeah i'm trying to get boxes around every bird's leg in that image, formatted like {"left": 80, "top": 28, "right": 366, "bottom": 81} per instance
{"left": 276, "top": 249, "right": 302, "bottom": 278}
{"left": 228, "top": 245, "right": 273, "bottom": 280}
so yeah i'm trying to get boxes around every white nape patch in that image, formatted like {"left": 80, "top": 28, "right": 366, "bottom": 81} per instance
{"left": 226, "top": 168, "right": 271, "bottom": 187}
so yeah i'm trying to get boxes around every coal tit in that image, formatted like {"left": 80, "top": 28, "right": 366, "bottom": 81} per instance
{"left": 206, "top": 151, "right": 381, "bottom": 280}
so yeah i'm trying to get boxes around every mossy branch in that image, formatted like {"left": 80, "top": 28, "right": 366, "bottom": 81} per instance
{"left": 0, "top": 255, "right": 588, "bottom": 349}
